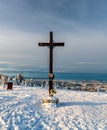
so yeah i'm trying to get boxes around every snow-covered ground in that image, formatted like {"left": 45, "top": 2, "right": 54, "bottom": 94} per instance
{"left": 0, "top": 85, "right": 107, "bottom": 130}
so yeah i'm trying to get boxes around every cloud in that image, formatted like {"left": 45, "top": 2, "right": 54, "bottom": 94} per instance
{"left": 0, "top": 0, "right": 107, "bottom": 35}
{"left": 76, "top": 62, "right": 107, "bottom": 65}
{"left": 0, "top": 0, "right": 107, "bottom": 72}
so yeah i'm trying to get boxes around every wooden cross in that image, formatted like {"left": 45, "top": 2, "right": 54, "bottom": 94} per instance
{"left": 38, "top": 31, "right": 64, "bottom": 96}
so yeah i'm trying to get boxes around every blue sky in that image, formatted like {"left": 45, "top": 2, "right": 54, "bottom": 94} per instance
{"left": 0, "top": 0, "right": 107, "bottom": 72}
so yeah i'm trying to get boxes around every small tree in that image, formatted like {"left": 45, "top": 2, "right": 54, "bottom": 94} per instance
{"left": 1, "top": 75, "right": 8, "bottom": 88}
{"left": 16, "top": 73, "right": 24, "bottom": 85}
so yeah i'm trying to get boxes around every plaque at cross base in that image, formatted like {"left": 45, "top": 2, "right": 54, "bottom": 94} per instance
{"left": 38, "top": 31, "right": 64, "bottom": 107}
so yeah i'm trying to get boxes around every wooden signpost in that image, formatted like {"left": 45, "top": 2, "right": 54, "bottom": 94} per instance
{"left": 38, "top": 31, "right": 64, "bottom": 104}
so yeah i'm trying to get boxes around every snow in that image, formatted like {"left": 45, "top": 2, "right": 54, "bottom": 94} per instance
{"left": 0, "top": 85, "right": 107, "bottom": 130}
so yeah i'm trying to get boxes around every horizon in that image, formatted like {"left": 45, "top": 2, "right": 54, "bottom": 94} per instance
{"left": 1, "top": 68, "right": 107, "bottom": 74}
{"left": 0, "top": 0, "right": 107, "bottom": 73}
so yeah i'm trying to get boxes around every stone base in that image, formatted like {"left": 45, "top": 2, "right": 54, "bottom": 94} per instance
{"left": 42, "top": 96, "right": 59, "bottom": 108}
{"left": 43, "top": 98, "right": 59, "bottom": 104}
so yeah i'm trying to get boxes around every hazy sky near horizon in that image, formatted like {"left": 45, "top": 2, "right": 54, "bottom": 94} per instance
{"left": 0, "top": 0, "right": 107, "bottom": 72}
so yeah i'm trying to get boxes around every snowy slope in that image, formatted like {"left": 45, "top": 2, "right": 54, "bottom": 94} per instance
{"left": 0, "top": 86, "right": 107, "bottom": 130}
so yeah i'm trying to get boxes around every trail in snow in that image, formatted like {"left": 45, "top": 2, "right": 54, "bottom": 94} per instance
{"left": 0, "top": 86, "right": 107, "bottom": 130}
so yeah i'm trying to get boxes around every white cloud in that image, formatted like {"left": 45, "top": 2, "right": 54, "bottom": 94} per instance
{"left": 0, "top": 0, "right": 107, "bottom": 72}
{"left": 76, "top": 62, "right": 107, "bottom": 65}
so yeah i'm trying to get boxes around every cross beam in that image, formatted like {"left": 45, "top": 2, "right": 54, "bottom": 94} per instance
{"left": 38, "top": 31, "right": 64, "bottom": 96}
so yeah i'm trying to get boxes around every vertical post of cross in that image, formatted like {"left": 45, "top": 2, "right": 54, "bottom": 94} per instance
{"left": 49, "top": 32, "right": 54, "bottom": 96}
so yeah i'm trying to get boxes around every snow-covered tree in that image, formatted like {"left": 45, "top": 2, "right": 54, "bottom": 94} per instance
{"left": 15, "top": 73, "right": 24, "bottom": 85}
{"left": 0, "top": 75, "right": 8, "bottom": 88}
